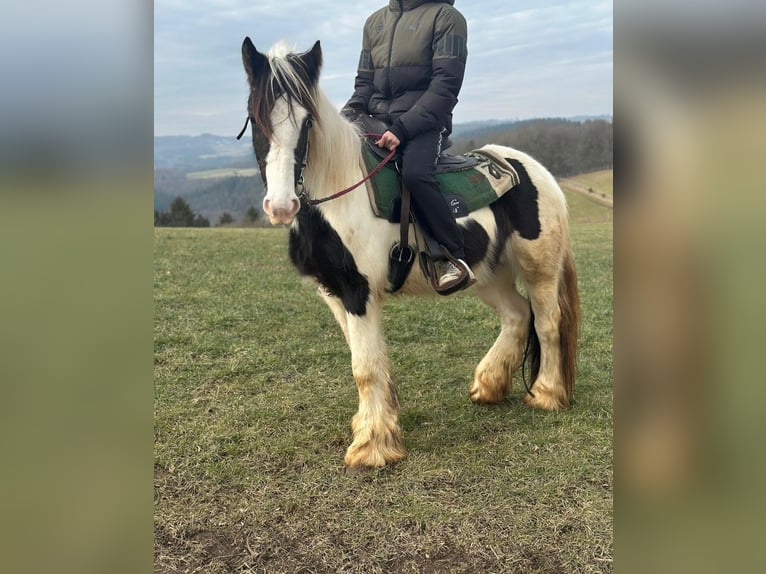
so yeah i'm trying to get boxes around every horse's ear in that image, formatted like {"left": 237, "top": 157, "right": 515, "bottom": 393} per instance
{"left": 242, "top": 36, "right": 269, "bottom": 86}
{"left": 299, "top": 40, "right": 323, "bottom": 85}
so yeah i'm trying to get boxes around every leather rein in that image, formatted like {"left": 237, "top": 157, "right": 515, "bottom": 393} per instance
{"left": 306, "top": 132, "right": 396, "bottom": 206}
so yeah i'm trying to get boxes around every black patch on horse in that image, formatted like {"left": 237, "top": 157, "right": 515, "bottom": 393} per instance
{"left": 289, "top": 205, "right": 370, "bottom": 316}
{"left": 251, "top": 124, "right": 270, "bottom": 186}
{"left": 487, "top": 158, "right": 541, "bottom": 268}
{"left": 461, "top": 219, "right": 490, "bottom": 268}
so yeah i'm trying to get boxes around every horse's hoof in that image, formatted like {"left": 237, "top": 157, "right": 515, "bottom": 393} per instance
{"left": 523, "top": 386, "right": 569, "bottom": 411}
{"left": 469, "top": 379, "right": 508, "bottom": 404}
{"left": 343, "top": 439, "right": 406, "bottom": 471}
{"left": 344, "top": 464, "right": 378, "bottom": 475}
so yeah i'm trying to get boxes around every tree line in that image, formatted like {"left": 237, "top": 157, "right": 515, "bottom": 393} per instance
{"left": 154, "top": 171, "right": 264, "bottom": 226}
{"left": 451, "top": 118, "right": 612, "bottom": 178}
{"left": 154, "top": 197, "right": 209, "bottom": 227}
{"left": 154, "top": 196, "right": 261, "bottom": 228}
{"left": 153, "top": 118, "right": 612, "bottom": 227}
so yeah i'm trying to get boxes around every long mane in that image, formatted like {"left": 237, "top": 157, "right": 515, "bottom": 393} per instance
{"left": 278, "top": 42, "right": 362, "bottom": 197}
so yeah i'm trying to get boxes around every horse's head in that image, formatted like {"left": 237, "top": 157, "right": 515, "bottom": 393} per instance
{"left": 241, "top": 38, "right": 322, "bottom": 225}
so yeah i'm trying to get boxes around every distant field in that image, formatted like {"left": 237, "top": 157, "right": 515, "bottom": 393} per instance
{"left": 560, "top": 170, "right": 613, "bottom": 225}
{"left": 186, "top": 167, "right": 259, "bottom": 180}
{"left": 567, "top": 170, "right": 613, "bottom": 197}
{"left": 154, "top": 177, "right": 613, "bottom": 573}
{"left": 560, "top": 170, "right": 613, "bottom": 209}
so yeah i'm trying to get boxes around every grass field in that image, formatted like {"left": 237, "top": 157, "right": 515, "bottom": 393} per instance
{"left": 565, "top": 170, "right": 613, "bottom": 198}
{"left": 560, "top": 171, "right": 613, "bottom": 209}
{"left": 186, "top": 167, "right": 260, "bottom": 180}
{"left": 154, "top": 182, "right": 613, "bottom": 573}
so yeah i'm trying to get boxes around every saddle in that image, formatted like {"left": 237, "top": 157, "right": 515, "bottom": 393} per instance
{"left": 354, "top": 116, "right": 520, "bottom": 294}
{"left": 357, "top": 116, "right": 519, "bottom": 222}
{"left": 362, "top": 117, "right": 480, "bottom": 175}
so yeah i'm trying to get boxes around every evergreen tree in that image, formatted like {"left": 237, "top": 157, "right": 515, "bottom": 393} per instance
{"left": 154, "top": 196, "right": 209, "bottom": 227}
{"left": 245, "top": 206, "right": 259, "bottom": 223}
{"left": 192, "top": 214, "right": 210, "bottom": 228}
{"left": 168, "top": 196, "right": 195, "bottom": 226}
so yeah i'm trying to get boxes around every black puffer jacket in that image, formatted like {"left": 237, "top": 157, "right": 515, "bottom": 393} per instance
{"left": 343, "top": 0, "right": 467, "bottom": 143}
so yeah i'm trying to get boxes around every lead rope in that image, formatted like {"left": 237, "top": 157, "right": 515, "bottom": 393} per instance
{"left": 520, "top": 309, "right": 536, "bottom": 398}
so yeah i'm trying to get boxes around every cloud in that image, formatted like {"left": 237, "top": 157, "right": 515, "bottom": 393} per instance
{"left": 154, "top": 0, "right": 613, "bottom": 135}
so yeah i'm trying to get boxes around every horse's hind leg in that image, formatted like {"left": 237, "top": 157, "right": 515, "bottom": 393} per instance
{"left": 517, "top": 242, "right": 579, "bottom": 411}
{"left": 470, "top": 271, "right": 531, "bottom": 404}
{"left": 522, "top": 272, "right": 568, "bottom": 410}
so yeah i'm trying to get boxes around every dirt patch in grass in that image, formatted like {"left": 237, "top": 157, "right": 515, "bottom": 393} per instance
{"left": 154, "top": 519, "right": 574, "bottom": 574}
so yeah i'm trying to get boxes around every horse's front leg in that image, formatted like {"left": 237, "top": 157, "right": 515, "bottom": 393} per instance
{"left": 317, "top": 286, "right": 350, "bottom": 345}
{"left": 343, "top": 298, "right": 406, "bottom": 471}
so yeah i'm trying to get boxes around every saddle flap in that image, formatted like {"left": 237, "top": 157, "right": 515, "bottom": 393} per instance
{"left": 362, "top": 144, "right": 520, "bottom": 221}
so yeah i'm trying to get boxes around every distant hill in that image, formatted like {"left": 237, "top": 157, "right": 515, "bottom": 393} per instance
{"left": 155, "top": 133, "right": 254, "bottom": 171}
{"left": 154, "top": 115, "right": 612, "bottom": 225}
{"left": 451, "top": 115, "right": 611, "bottom": 139}
{"left": 449, "top": 117, "right": 613, "bottom": 177}
{"left": 154, "top": 166, "right": 264, "bottom": 224}
{"left": 451, "top": 119, "right": 508, "bottom": 138}
{"left": 154, "top": 134, "right": 262, "bottom": 223}
{"left": 154, "top": 115, "right": 611, "bottom": 172}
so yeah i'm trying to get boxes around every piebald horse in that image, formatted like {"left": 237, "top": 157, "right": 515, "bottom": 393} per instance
{"left": 241, "top": 39, "right": 580, "bottom": 471}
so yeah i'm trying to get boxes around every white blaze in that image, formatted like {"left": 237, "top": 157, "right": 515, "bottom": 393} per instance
{"left": 261, "top": 97, "right": 307, "bottom": 225}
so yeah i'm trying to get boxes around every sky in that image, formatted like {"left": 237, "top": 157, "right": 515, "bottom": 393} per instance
{"left": 154, "top": 0, "right": 613, "bottom": 137}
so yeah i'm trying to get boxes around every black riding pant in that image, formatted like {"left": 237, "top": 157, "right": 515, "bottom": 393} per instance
{"left": 400, "top": 130, "right": 465, "bottom": 260}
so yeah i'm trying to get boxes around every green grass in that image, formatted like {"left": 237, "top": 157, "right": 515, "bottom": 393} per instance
{"left": 566, "top": 170, "right": 613, "bottom": 198}
{"left": 560, "top": 170, "right": 614, "bottom": 213}
{"left": 186, "top": 167, "right": 259, "bottom": 180}
{"left": 154, "top": 189, "right": 613, "bottom": 573}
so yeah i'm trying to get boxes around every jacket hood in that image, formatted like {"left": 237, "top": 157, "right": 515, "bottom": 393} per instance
{"left": 390, "top": 0, "right": 454, "bottom": 12}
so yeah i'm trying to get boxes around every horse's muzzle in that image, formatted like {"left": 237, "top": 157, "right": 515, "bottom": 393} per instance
{"left": 263, "top": 197, "right": 300, "bottom": 225}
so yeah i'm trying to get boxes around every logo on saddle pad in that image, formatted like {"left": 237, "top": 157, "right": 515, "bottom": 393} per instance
{"left": 362, "top": 146, "right": 520, "bottom": 222}
{"left": 448, "top": 196, "right": 465, "bottom": 216}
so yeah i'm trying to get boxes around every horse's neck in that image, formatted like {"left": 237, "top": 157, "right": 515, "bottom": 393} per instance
{"left": 305, "top": 102, "right": 364, "bottom": 201}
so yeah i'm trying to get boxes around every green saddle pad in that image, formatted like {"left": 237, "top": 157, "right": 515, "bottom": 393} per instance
{"left": 362, "top": 145, "right": 520, "bottom": 220}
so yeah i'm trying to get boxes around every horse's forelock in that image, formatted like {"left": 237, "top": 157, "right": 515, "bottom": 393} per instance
{"left": 249, "top": 45, "right": 319, "bottom": 139}
{"left": 248, "top": 73, "right": 279, "bottom": 140}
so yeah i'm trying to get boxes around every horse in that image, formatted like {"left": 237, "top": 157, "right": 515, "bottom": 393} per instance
{"left": 240, "top": 38, "right": 580, "bottom": 471}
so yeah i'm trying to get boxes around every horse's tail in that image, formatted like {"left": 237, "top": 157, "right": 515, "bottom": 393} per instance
{"left": 559, "top": 244, "right": 581, "bottom": 403}
{"left": 522, "top": 243, "right": 580, "bottom": 405}
{"left": 524, "top": 309, "right": 541, "bottom": 394}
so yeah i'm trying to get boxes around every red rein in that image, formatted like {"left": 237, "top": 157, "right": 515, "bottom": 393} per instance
{"left": 307, "top": 133, "right": 395, "bottom": 205}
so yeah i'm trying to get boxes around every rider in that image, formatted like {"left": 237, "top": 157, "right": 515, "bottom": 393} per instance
{"left": 342, "top": 0, "right": 474, "bottom": 292}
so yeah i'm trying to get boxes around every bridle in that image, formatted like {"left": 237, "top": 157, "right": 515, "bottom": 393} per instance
{"left": 237, "top": 115, "right": 396, "bottom": 206}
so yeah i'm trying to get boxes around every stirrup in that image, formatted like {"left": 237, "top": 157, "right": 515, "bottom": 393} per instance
{"left": 432, "top": 250, "right": 476, "bottom": 296}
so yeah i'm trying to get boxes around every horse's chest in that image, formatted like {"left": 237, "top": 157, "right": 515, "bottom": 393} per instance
{"left": 288, "top": 207, "right": 370, "bottom": 316}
